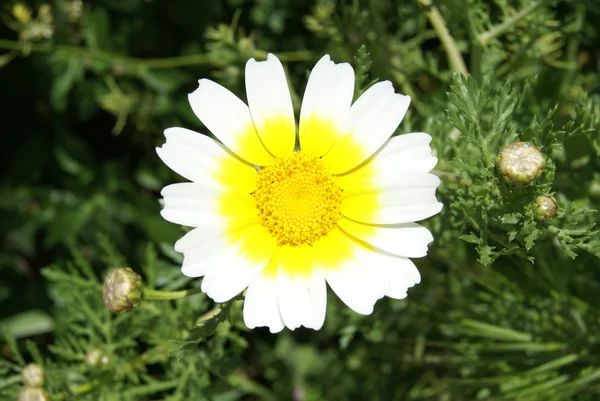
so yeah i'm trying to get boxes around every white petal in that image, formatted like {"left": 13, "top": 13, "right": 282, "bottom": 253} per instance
{"left": 243, "top": 270, "right": 285, "bottom": 333}
{"left": 383, "top": 257, "right": 421, "bottom": 299}
{"left": 180, "top": 236, "right": 230, "bottom": 278}
{"left": 160, "top": 181, "right": 262, "bottom": 278}
{"left": 324, "top": 242, "right": 386, "bottom": 315}
{"left": 277, "top": 271, "right": 311, "bottom": 330}
{"left": 245, "top": 54, "right": 296, "bottom": 158}
{"left": 337, "top": 218, "right": 434, "bottom": 258}
{"left": 188, "top": 79, "right": 274, "bottom": 166}
{"left": 341, "top": 171, "right": 440, "bottom": 197}
{"left": 200, "top": 224, "right": 276, "bottom": 303}
{"left": 160, "top": 183, "right": 257, "bottom": 227}
{"left": 338, "top": 242, "right": 420, "bottom": 301}
{"left": 175, "top": 219, "right": 258, "bottom": 277}
{"left": 372, "top": 132, "right": 438, "bottom": 173}
{"left": 160, "top": 183, "right": 223, "bottom": 227}
{"left": 336, "top": 132, "right": 438, "bottom": 195}
{"left": 156, "top": 127, "right": 257, "bottom": 192}
{"left": 322, "top": 81, "right": 411, "bottom": 174}
{"left": 271, "top": 246, "right": 328, "bottom": 331}
{"left": 299, "top": 55, "right": 354, "bottom": 157}
{"left": 341, "top": 187, "right": 443, "bottom": 224}
{"left": 308, "top": 269, "right": 327, "bottom": 330}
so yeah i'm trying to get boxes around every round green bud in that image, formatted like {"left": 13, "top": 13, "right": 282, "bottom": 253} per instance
{"left": 102, "top": 267, "right": 143, "bottom": 312}
{"left": 533, "top": 195, "right": 558, "bottom": 221}
{"left": 18, "top": 387, "right": 49, "bottom": 401}
{"left": 496, "top": 142, "right": 545, "bottom": 186}
{"left": 21, "top": 363, "right": 44, "bottom": 388}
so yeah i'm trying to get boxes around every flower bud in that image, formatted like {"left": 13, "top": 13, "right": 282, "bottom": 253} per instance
{"left": 21, "top": 364, "right": 44, "bottom": 388}
{"left": 63, "top": 0, "right": 83, "bottom": 22}
{"left": 102, "top": 268, "right": 143, "bottom": 312}
{"left": 12, "top": 4, "right": 32, "bottom": 24}
{"left": 496, "top": 142, "right": 545, "bottom": 186}
{"left": 533, "top": 195, "right": 558, "bottom": 221}
{"left": 85, "top": 348, "right": 109, "bottom": 366}
{"left": 18, "top": 387, "right": 49, "bottom": 401}
{"left": 37, "top": 4, "right": 53, "bottom": 24}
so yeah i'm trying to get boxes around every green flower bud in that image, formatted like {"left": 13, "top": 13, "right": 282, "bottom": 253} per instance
{"left": 18, "top": 387, "right": 49, "bottom": 401}
{"left": 21, "top": 363, "right": 44, "bottom": 388}
{"left": 496, "top": 142, "right": 545, "bottom": 186}
{"left": 533, "top": 195, "right": 558, "bottom": 221}
{"left": 102, "top": 268, "right": 143, "bottom": 312}
{"left": 12, "top": 3, "right": 32, "bottom": 24}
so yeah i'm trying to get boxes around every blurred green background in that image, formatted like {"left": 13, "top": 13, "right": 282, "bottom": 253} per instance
{"left": 1, "top": 0, "right": 600, "bottom": 400}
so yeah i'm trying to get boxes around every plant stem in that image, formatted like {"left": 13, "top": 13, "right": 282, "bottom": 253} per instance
{"left": 143, "top": 287, "right": 202, "bottom": 301}
{"left": 477, "top": 1, "right": 544, "bottom": 46}
{"left": 418, "top": 0, "right": 468, "bottom": 75}
{"left": 196, "top": 306, "right": 221, "bottom": 325}
{"left": 465, "top": 5, "right": 482, "bottom": 81}
{"left": 0, "top": 39, "right": 314, "bottom": 69}
{"left": 560, "top": 5, "right": 586, "bottom": 95}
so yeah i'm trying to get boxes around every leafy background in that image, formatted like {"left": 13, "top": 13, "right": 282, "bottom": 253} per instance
{"left": 1, "top": 0, "right": 599, "bottom": 400}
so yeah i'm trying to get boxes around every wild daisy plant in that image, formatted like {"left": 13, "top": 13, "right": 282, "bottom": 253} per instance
{"left": 1, "top": 0, "right": 600, "bottom": 400}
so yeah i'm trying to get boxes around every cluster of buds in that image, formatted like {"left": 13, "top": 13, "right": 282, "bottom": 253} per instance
{"left": 495, "top": 141, "right": 558, "bottom": 221}
{"left": 10, "top": 3, "right": 54, "bottom": 41}
{"left": 18, "top": 364, "right": 49, "bottom": 401}
{"left": 85, "top": 348, "right": 110, "bottom": 366}
{"left": 102, "top": 267, "right": 143, "bottom": 312}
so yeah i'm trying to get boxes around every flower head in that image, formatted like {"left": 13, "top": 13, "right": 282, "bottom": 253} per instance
{"left": 533, "top": 194, "right": 558, "bottom": 221}
{"left": 157, "top": 54, "right": 442, "bottom": 332}
{"left": 21, "top": 364, "right": 44, "bottom": 387}
{"left": 496, "top": 142, "right": 545, "bottom": 186}
{"left": 102, "top": 267, "right": 143, "bottom": 312}
{"left": 18, "top": 388, "right": 49, "bottom": 401}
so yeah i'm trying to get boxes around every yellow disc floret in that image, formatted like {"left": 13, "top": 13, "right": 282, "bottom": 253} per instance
{"left": 253, "top": 152, "right": 342, "bottom": 246}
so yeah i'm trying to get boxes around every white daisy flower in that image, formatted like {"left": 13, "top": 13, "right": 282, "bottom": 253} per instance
{"left": 156, "top": 54, "right": 442, "bottom": 333}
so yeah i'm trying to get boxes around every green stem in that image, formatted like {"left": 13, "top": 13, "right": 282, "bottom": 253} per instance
{"left": 476, "top": 1, "right": 544, "bottom": 46}
{"left": 465, "top": 5, "right": 482, "bottom": 81}
{"left": 0, "top": 39, "right": 314, "bottom": 69}
{"left": 123, "top": 379, "right": 180, "bottom": 398}
{"left": 143, "top": 287, "right": 202, "bottom": 301}
{"left": 70, "top": 380, "right": 101, "bottom": 395}
{"left": 196, "top": 306, "right": 221, "bottom": 325}
{"left": 418, "top": 0, "right": 468, "bottom": 75}
{"left": 560, "top": 5, "right": 586, "bottom": 95}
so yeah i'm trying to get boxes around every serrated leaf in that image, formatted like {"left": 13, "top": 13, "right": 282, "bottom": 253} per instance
{"left": 44, "top": 202, "right": 95, "bottom": 247}
{"left": 460, "top": 233, "right": 480, "bottom": 244}
{"left": 51, "top": 59, "right": 84, "bottom": 111}
{"left": 83, "top": 7, "right": 111, "bottom": 50}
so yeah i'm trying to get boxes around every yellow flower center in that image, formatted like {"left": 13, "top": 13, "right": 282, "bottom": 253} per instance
{"left": 253, "top": 152, "right": 343, "bottom": 246}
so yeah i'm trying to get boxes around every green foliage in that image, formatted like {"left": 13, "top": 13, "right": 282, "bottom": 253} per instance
{"left": 1, "top": 0, "right": 600, "bottom": 400}
{"left": 445, "top": 73, "right": 599, "bottom": 265}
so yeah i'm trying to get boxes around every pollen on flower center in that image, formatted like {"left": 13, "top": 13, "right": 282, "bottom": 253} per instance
{"left": 252, "top": 152, "right": 343, "bottom": 246}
